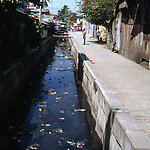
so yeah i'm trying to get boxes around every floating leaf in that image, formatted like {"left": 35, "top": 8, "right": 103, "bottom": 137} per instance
{"left": 67, "top": 140, "right": 76, "bottom": 147}
{"left": 45, "top": 124, "right": 51, "bottom": 127}
{"left": 48, "top": 89, "right": 54, "bottom": 92}
{"left": 54, "top": 128, "right": 65, "bottom": 134}
{"left": 60, "top": 110, "right": 65, "bottom": 113}
{"left": 74, "top": 109, "right": 86, "bottom": 112}
{"left": 64, "top": 92, "right": 69, "bottom": 95}
{"left": 51, "top": 92, "right": 57, "bottom": 95}
{"left": 56, "top": 97, "right": 62, "bottom": 100}
{"left": 38, "top": 104, "right": 47, "bottom": 108}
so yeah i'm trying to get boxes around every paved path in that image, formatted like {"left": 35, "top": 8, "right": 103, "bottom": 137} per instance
{"left": 70, "top": 31, "right": 150, "bottom": 138}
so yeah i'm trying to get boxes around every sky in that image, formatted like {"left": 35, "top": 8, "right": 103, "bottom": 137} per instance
{"left": 47, "top": 0, "right": 79, "bottom": 14}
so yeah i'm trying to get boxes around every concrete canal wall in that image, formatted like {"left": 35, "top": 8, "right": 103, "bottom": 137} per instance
{"left": 69, "top": 38, "right": 150, "bottom": 150}
{"left": 0, "top": 37, "right": 55, "bottom": 118}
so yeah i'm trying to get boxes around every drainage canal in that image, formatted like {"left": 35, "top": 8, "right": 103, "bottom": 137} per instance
{"left": 0, "top": 38, "right": 102, "bottom": 150}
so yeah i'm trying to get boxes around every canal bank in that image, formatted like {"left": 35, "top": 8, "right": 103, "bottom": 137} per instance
{"left": 0, "top": 36, "right": 55, "bottom": 118}
{"left": 69, "top": 31, "right": 150, "bottom": 150}
{"left": 0, "top": 38, "right": 102, "bottom": 150}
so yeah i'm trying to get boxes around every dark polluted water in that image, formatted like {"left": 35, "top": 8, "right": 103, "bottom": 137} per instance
{"left": 0, "top": 39, "right": 102, "bottom": 150}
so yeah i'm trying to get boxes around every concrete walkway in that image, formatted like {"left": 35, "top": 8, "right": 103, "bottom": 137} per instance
{"left": 70, "top": 31, "right": 150, "bottom": 138}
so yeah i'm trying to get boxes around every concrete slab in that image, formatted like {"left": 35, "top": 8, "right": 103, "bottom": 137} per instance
{"left": 70, "top": 31, "right": 150, "bottom": 138}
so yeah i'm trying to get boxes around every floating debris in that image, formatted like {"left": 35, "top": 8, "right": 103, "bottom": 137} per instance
{"left": 66, "top": 140, "right": 85, "bottom": 149}
{"left": 59, "top": 117, "right": 65, "bottom": 120}
{"left": 67, "top": 140, "right": 76, "bottom": 147}
{"left": 54, "top": 128, "right": 65, "bottom": 134}
{"left": 76, "top": 141, "right": 85, "bottom": 148}
{"left": 64, "top": 92, "right": 69, "bottom": 95}
{"left": 26, "top": 143, "right": 39, "bottom": 150}
{"left": 56, "top": 97, "right": 62, "bottom": 100}
{"left": 39, "top": 108, "right": 42, "bottom": 112}
{"left": 58, "top": 141, "right": 62, "bottom": 146}
{"left": 38, "top": 104, "right": 47, "bottom": 108}
{"left": 60, "top": 110, "right": 65, "bottom": 113}
{"left": 74, "top": 95, "right": 78, "bottom": 97}
{"left": 40, "top": 129, "right": 45, "bottom": 132}
{"left": 45, "top": 124, "right": 51, "bottom": 127}
{"left": 51, "top": 92, "right": 57, "bottom": 95}
{"left": 48, "top": 89, "right": 54, "bottom": 92}
{"left": 71, "top": 113, "right": 75, "bottom": 116}
{"left": 74, "top": 109, "right": 86, "bottom": 112}
{"left": 58, "top": 68, "right": 67, "bottom": 71}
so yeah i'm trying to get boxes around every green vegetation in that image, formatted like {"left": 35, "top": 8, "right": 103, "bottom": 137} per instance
{"left": 77, "top": 0, "right": 118, "bottom": 26}
{"left": 0, "top": 1, "right": 55, "bottom": 72}
{"left": 55, "top": 5, "right": 77, "bottom": 24}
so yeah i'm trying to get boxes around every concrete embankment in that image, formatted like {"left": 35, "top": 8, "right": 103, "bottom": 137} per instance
{"left": 0, "top": 36, "right": 55, "bottom": 118}
{"left": 69, "top": 37, "right": 150, "bottom": 150}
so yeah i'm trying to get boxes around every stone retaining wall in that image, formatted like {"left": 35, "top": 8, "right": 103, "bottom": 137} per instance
{"left": 69, "top": 38, "right": 150, "bottom": 150}
{"left": 0, "top": 37, "right": 55, "bottom": 118}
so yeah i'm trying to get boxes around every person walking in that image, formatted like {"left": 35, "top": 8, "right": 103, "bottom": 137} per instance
{"left": 96, "top": 28, "right": 100, "bottom": 42}
{"left": 82, "top": 28, "right": 86, "bottom": 45}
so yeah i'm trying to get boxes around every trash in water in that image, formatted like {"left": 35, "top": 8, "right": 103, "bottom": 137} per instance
{"left": 38, "top": 104, "right": 47, "bottom": 108}
{"left": 76, "top": 141, "right": 85, "bottom": 148}
{"left": 67, "top": 140, "right": 76, "bottom": 147}
{"left": 26, "top": 143, "right": 39, "bottom": 150}
{"left": 58, "top": 140, "right": 62, "bottom": 146}
{"left": 59, "top": 117, "right": 65, "bottom": 120}
{"left": 64, "top": 92, "right": 69, "bottom": 95}
{"left": 56, "top": 100, "right": 60, "bottom": 103}
{"left": 40, "top": 129, "right": 45, "bottom": 133}
{"left": 67, "top": 140, "right": 85, "bottom": 149}
{"left": 74, "top": 109, "right": 86, "bottom": 112}
{"left": 60, "top": 110, "right": 65, "bottom": 113}
{"left": 74, "top": 95, "right": 78, "bottom": 97}
{"left": 41, "top": 123, "right": 51, "bottom": 127}
{"left": 58, "top": 68, "right": 67, "bottom": 71}
{"left": 71, "top": 113, "right": 75, "bottom": 116}
{"left": 51, "top": 92, "right": 57, "bottom": 95}
{"left": 48, "top": 89, "right": 54, "bottom": 92}
{"left": 54, "top": 128, "right": 65, "bottom": 134}
{"left": 45, "top": 124, "right": 51, "bottom": 127}
{"left": 39, "top": 108, "right": 42, "bottom": 112}
{"left": 56, "top": 97, "right": 62, "bottom": 100}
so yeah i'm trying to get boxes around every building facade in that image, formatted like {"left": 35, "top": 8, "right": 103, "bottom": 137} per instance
{"left": 107, "top": 0, "right": 150, "bottom": 64}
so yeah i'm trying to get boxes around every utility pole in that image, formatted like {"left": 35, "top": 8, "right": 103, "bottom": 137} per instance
{"left": 39, "top": 0, "right": 42, "bottom": 23}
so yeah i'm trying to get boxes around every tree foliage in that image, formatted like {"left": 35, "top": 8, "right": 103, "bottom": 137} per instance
{"left": 55, "top": 5, "right": 77, "bottom": 23}
{"left": 77, "top": 0, "right": 118, "bottom": 26}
